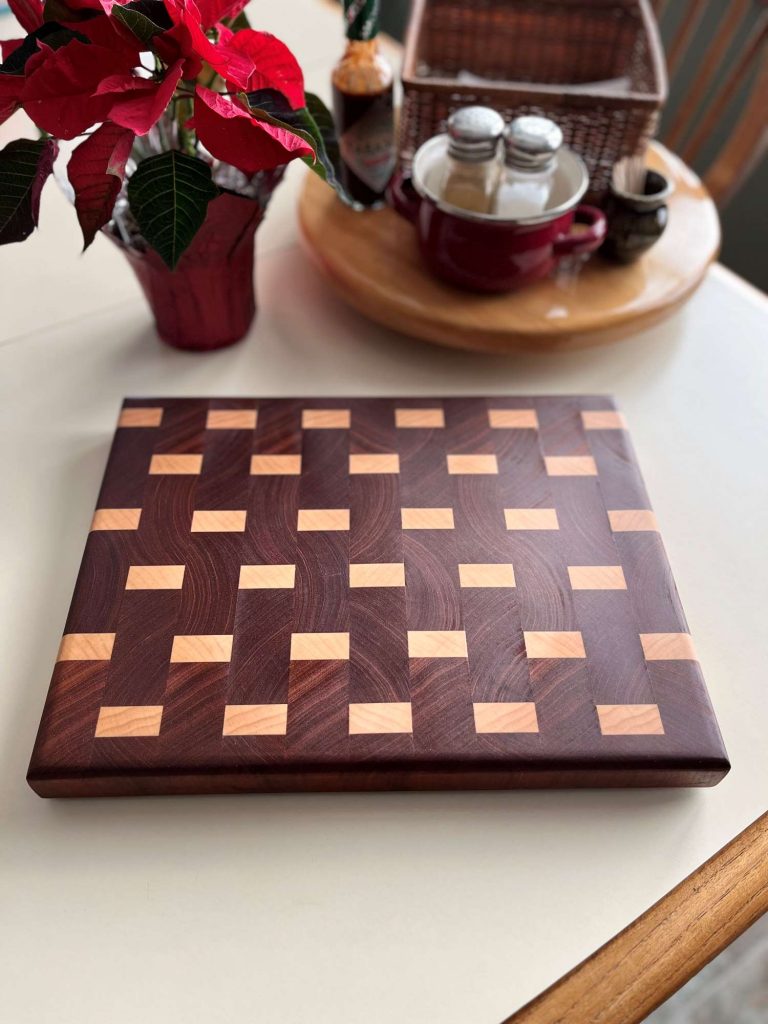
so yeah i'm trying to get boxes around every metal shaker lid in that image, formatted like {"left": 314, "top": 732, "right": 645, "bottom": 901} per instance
{"left": 504, "top": 116, "right": 563, "bottom": 171}
{"left": 447, "top": 106, "right": 505, "bottom": 162}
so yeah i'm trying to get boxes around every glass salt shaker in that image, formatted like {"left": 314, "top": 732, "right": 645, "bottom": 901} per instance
{"left": 439, "top": 106, "right": 505, "bottom": 215}
{"left": 495, "top": 115, "right": 563, "bottom": 219}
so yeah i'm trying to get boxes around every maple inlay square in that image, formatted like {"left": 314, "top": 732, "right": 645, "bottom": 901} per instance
{"left": 170, "top": 634, "right": 233, "bottom": 663}
{"left": 524, "top": 631, "right": 586, "bottom": 659}
{"left": 118, "top": 407, "right": 163, "bottom": 428}
{"left": 125, "top": 565, "right": 185, "bottom": 590}
{"left": 223, "top": 704, "right": 288, "bottom": 736}
{"left": 349, "top": 453, "right": 400, "bottom": 474}
{"left": 349, "top": 563, "right": 405, "bottom": 587}
{"left": 458, "top": 563, "right": 516, "bottom": 588}
{"left": 597, "top": 704, "right": 665, "bottom": 736}
{"left": 473, "top": 703, "right": 539, "bottom": 733}
{"left": 505, "top": 508, "right": 559, "bottom": 531}
{"left": 609, "top": 509, "right": 659, "bottom": 532}
{"left": 190, "top": 510, "right": 247, "bottom": 532}
{"left": 290, "top": 632, "right": 350, "bottom": 660}
{"left": 488, "top": 408, "right": 538, "bottom": 429}
{"left": 401, "top": 507, "right": 454, "bottom": 529}
{"left": 206, "top": 409, "right": 258, "bottom": 430}
{"left": 57, "top": 633, "right": 115, "bottom": 661}
{"left": 239, "top": 564, "right": 296, "bottom": 589}
{"left": 349, "top": 702, "right": 413, "bottom": 734}
{"left": 251, "top": 454, "right": 302, "bottom": 475}
{"left": 640, "top": 633, "right": 698, "bottom": 661}
{"left": 545, "top": 455, "right": 598, "bottom": 476}
{"left": 302, "top": 409, "right": 351, "bottom": 429}
{"left": 395, "top": 408, "right": 445, "bottom": 428}
{"left": 568, "top": 565, "right": 627, "bottom": 590}
{"left": 582, "top": 410, "right": 627, "bottom": 430}
{"left": 407, "top": 630, "right": 468, "bottom": 658}
{"left": 91, "top": 508, "right": 141, "bottom": 531}
{"left": 447, "top": 454, "right": 498, "bottom": 475}
{"left": 95, "top": 706, "right": 163, "bottom": 738}
{"left": 149, "top": 453, "right": 203, "bottom": 475}
{"left": 297, "top": 508, "right": 350, "bottom": 531}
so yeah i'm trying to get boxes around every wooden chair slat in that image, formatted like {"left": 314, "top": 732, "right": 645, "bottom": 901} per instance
{"left": 664, "top": 0, "right": 752, "bottom": 152}
{"left": 665, "top": 0, "right": 708, "bottom": 79}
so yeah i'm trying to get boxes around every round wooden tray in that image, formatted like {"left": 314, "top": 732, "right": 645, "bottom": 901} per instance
{"left": 298, "top": 142, "right": 720, "bottom": 352}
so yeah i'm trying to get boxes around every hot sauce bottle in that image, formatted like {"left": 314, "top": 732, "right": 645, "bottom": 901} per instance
{"left": 331, "top": 0, "right": 396, "bottom": 209}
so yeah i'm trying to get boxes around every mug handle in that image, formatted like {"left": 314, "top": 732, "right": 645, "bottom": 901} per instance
{"left": 552, "top": 204, "right": 606, "bottom": 256}
{"left": 386, "top": 170, "right": 421, "bottom": 222}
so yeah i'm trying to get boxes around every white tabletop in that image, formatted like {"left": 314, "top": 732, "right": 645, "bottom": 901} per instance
{"left": 2, "top": 4, "right": 768, "bottom": 1022}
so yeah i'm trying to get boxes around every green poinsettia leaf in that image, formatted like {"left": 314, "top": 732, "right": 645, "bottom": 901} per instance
{"left": 244, "top": 89, "right": 345, "bottom": 194}
{"left": 112, "top": 1, "right": 171, "bottom": 45}
{"left": 302, "top": 91, "right": 343, "bottom": 188}
{"left": 0, "top": 22, "right": 88, "bottom": 76}
{"left": 0, "top": 137, "right": 58, "bottom": 245}
{"left": 127, "top": 151, "right": 218, "bottom": 269}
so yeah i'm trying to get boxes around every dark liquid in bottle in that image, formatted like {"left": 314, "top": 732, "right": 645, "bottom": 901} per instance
{"left": 332, "top": 85, "right": 395, "bottom": 207}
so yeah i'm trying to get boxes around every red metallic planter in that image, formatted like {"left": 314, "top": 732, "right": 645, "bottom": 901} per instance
{"left": 114, "top": 192, "right": 263, "bottom": 352}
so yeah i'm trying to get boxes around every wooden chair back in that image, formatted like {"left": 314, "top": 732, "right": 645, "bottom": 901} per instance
{"left": 652, "top": 0, "right": 768, "bottom": 207}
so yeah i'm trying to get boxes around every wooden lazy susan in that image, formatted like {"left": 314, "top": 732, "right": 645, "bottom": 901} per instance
{"left": 298, "top": 143, "right": 720, "bottom": 352}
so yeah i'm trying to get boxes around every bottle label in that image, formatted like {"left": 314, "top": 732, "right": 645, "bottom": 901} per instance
{"left": 339, "top": 101, "right": 396, "bottom": 194}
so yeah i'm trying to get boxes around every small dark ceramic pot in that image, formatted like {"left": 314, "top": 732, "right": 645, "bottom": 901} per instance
{"left": 601, "top": 169, "right": 674, "bottom": 264}
{"left": 387, "top": 135, "right": 606, "bottom": 293}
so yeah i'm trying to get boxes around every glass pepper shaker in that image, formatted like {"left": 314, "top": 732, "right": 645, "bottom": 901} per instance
{"left": 495, "top": 115, "right": 563, "bottom": 219}
{"left": 439, "top": 106, "right": 505, "bottom": 215}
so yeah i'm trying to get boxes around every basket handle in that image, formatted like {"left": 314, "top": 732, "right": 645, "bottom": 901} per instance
{"left": 386, "top": 171, "right": 421, "bottom": 222}
{"left": 552, "top": 204, "right": 606, "bottom": 256}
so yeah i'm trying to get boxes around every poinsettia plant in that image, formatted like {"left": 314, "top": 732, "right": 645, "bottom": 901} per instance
{"left": 0, "top": 0, "right": 341, "bottom": 266}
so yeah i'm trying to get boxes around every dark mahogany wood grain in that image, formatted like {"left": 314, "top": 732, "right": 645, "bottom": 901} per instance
{"left": 27, "top": 396, "right": 729, "bottom": 797}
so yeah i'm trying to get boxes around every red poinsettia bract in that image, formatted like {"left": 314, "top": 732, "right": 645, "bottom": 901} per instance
{"left": 0, "top": 0, "right": 326, "bottom": 266}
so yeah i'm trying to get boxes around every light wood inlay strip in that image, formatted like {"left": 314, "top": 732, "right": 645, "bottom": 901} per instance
{"left": 118, "top": 407, "right": 163, "bottom": 428}
{"left": 488, "top": 409, "right": 538, "bottom": 429}
{"left": 640, "top": 633, "right": 697, "bottom": 661}
{"left": 302, "top": 409, "right": 351, "bottom": 429}
{"left": 170, "top": 635, "right": 233, "bottom": 663}
{"left": 190, "top": 510, "right": 247, "bottom": 533}
{"left": 125, "top": 565, "right": 185, "bottom": 590}
{"left": 222, "top": 704, "right": 287, "bottom": 736}
{"left": 503, "top": 814, "right": 768, "bottom": 1024}
{"left": 206, "top": 409, "right": 257, "bottom": 430}
{"left": 349, "top": 563, "right": 405, "bottom": 587}
{"left": 290, "top": 632, "right": 350, "bottom": 660}
{"left": 95, "top": 706, "right": 163, "bottom": 737}
{"left": 149, "top": 453, "right": 203, "bottom": 475}
{"left": 395, "top": 408, "right": 445, "bottom": 428}
{"left": 401, "top": 507, "right": 454, "bottom": 529}
{"left": 447, "top": 454, "right": 499, "bottom": 475}
{"left": 349, "top": 453, "right": 400, "bottom": 474}
{"left": 57, "top": 633, "right": 115, "bottom": 661}
{"left": 407, "top": 630, "right": 467, "bottom": 658}
{"left": 505, "top": 508, "right": 559, "bottom": 531}
{"left": 545, "top": 455, "right": 598, "bottom": 477}
{"left": 524, "top": 631, "right": 586, "bottom": 659}
{"left": 91, "top": 508, "right": 142, "bottom": 531}
{"left": 239, "top": 564, "right": 296, "bottom": 589}
{"left": 609, "top": 509, "right": 660, "bottom": 532}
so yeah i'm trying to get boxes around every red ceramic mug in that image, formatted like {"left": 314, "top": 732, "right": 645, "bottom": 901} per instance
{"left": 388, "top": 135, "right": 606, "bottom": 293}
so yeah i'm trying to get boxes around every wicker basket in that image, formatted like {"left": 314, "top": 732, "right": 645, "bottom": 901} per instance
{"left": 399, "top": 0, "right": 667, "bottom": 200}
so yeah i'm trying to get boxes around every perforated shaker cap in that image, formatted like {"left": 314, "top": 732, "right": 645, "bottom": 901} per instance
{"left": 504, "top": 116, "right": 563, "bottom": 171}
{"left": 447, "top": 106, "right": 505, "bottom": 162}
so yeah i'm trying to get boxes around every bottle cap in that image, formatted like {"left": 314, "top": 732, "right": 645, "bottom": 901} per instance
{"left": 447, "top": 106, "right": 505, "bottom": 162}
{"left": 504, "top": 116, "right": 563, "bottom": 171}
{"left": 343, "top": 0, "right": 379, "bottom": 41}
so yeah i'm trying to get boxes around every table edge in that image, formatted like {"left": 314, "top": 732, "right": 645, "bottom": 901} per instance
{"left": 502, "top": 811, "right": 768, "bottom": 1023}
